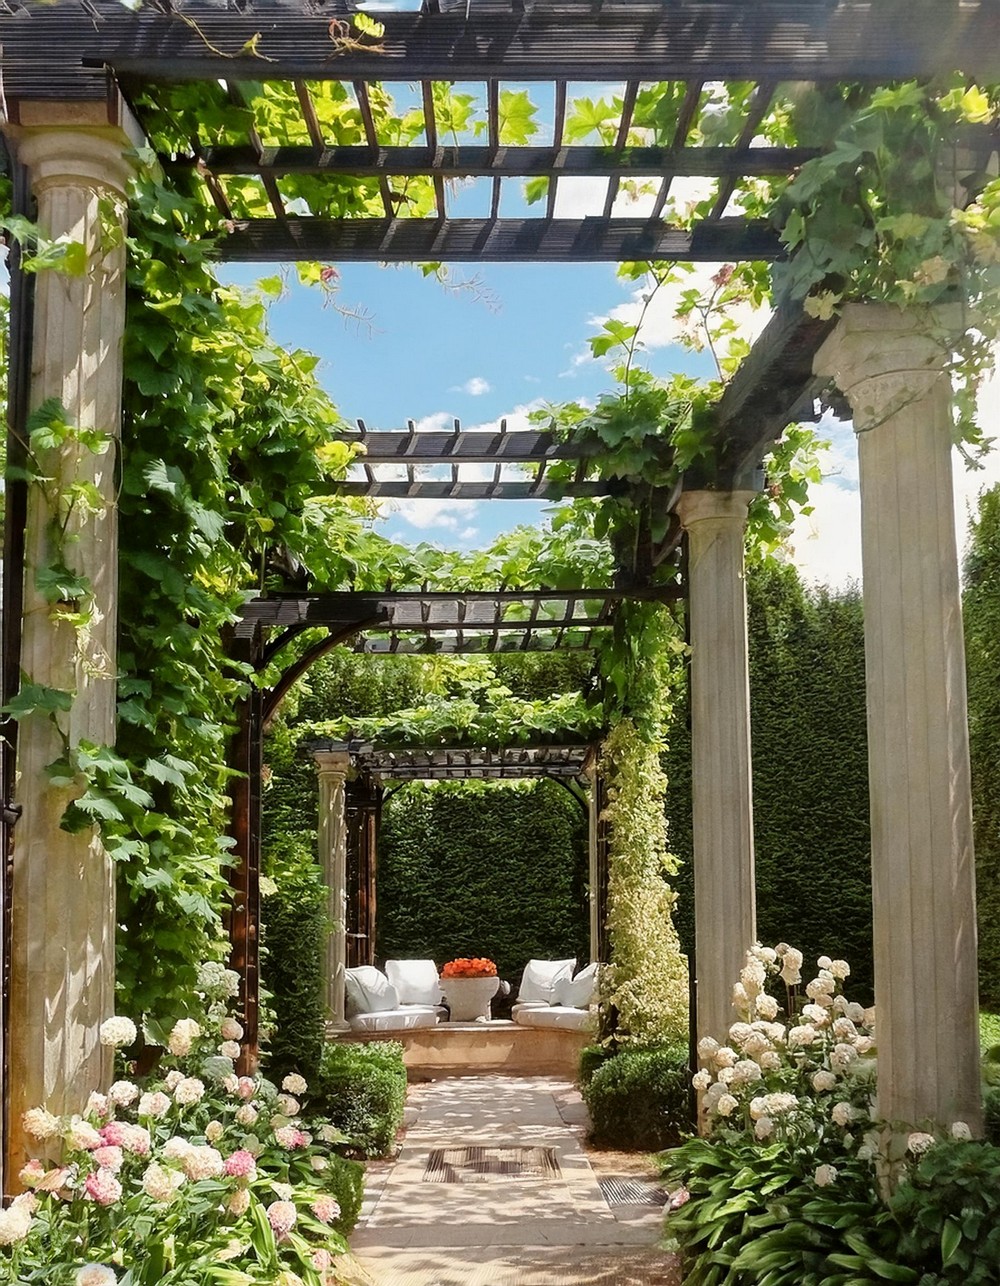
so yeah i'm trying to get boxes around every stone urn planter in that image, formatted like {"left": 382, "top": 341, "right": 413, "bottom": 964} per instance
{"left": 441, "top": 975, "right": 500, "bottom": 1022}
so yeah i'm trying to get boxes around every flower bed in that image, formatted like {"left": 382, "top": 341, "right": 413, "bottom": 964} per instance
{"left": 441, "top": 958, "right": 497, "bottom": 978}
{"left": 0, "top": 962, "right": 363, "bottom": 1285}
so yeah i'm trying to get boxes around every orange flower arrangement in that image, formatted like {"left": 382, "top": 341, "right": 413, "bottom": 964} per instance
{"left": 441, "top": 957, "right": 498, "bottom": 978}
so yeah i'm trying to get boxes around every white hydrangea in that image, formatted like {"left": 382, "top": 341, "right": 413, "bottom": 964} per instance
{"left": 141, "top": 1162, "right": 185, "bottom": 1203}
{"left": 728, "top": 1022, "right": 754, "bottom": 1047}
{"left": 787, "top": 1024, "right": 817, "bottom": 1048}
{"left": 732, "top": 1059, "right": 762, "bottom": 1086}
{"left": 845, "top": 1002, "right": 866, "bottom": 1025}
{"left": 167, "top": 1019, "right": 202, "bottom": 1058}
{"left": 801, "top": 1003, "right": 830, "bottom": 1026}
{"left": 817, "top": 956, "right": 833, "bottom": 971}
{"left": 732, "top": 982, "right": 749, "bottom": 1008}
{"left": 716, "top": 1066, "right": 736, "bottom": 1085}
{"left": 831, "top": 1101, "right": 857, "bottom": 1126}
{"left": 235, "top": 1104, "right": 259, "bottom": 1127}
{"left": 812, "top": 1071, "right": 837, "bottom": 1092}
{"left": 276, "top": 1095, "right": 300, "bottom": 1117}
{"left": 751, "top": 945, "right": 777, "bottom": 965}
{"left": 108, "top": 1081, "right": 139, "bottom": 1107}
{"left": 691, "top": 1070, "right": 712, "bottom": 1092}
{"left": 196, "top": 962, "right": 241, "bottom": 1000}
{"left": 716, "top": 1094, "right": 739, "bottom": 1117}
{"left": 753, "top": 1115, "right": 774, "bottom": 1140}
{"left": 779, "top": 949, "right": 803, "bottom": 986}
{"left": 173, "top": 1077, "right": 205, "bottom": 1106}
{"left": 832, "top": 1017, "right": 858, "bottom": 1040}
{"left": 219, "top": 1041, "right": 242, "bottom": 1061}
{"left": 758, "top": 1050, "right": 781, "bottom": 1071}
{"left": 75, "top": 1267, "right": 118, "bottom": 1286}
{"left": 181, "top": 1145, "right": 224, "bottom": 1181}
{"left": 814, "top": 1164, "right": 837, "bottom": 1187}
{"left": 67, "top": 1117, "right": 102, "bottom": 1151}
{"left": 281, "top": 1073, "right": 308, "bottom": 1096}
{"left": 907, "top": 1132, "right": 936, "bottom": 1155}
{"left": 228, "top": 1188, "right": 251, "bottom": 1216}
{"left": 830, "top": 1043, "right": 859, "bottom": 1071}
{"left": 137, "top": 1092, "right": 170, "bottom": 1119}
{"left": 99, "top": 1017, "right": 137, "bottom": 1048}
{"left": 87, "top": 1092, "right": 109, "bottom": 1118}
{"left": 0, "top": 1203, "right": 32, "bottom": 1246}
{"left": 830, "top": 960, "right": 851, "bottom": 981}
{"left": 205, "top": 1121, "right": 224, "bottom": 1143}
{"left": 951, "top": 1121, "right": 972, "bottom": 1141}
{"left": 22, "top": 1107, "right": 60, "bottom": 1141}
{"left": 697, "top": 1036, "right": 719, "bottom": 1061}
{"left": 220, "top": 1018, "right": 244, "bottom": 1042}
{"left": 164, "top": 1071, "right": 184, "bottom": 1091}
{"left": 713, "top": 1046, "right": 738, "bottom": 1069}
{"left": 743, "top": 1032, "right": 770, "bottom": 1058}
{"left": 740, "top": 958, "right": 767, "bottom": 998}
{"left": 755, "top": 993, "right": 779, "bottom": 1020}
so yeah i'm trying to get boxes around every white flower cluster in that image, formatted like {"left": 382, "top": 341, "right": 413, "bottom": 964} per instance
{"left": 694, "top": 944, "right": 877, "bottom": 1139}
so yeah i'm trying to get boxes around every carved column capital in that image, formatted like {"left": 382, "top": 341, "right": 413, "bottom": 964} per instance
{"left": 814, "top": 303, "right": 966, "bottom": 433}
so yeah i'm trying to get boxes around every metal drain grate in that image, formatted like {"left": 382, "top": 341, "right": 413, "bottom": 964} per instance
{"left": 598, "top": 1176, "right": 669, "bottom": 1206}
{"left": 424, "top": 1145, "right": 562, "bottom": 1183}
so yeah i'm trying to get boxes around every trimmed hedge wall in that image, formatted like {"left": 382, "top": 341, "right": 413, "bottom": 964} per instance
{"left": 376, "top": 779, "right": 589, "bottom": 985}
{"left": 667, "top": 561, "right": 874, "bottom": 1003}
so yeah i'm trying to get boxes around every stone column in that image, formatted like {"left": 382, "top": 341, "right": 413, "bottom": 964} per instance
{"left": 815, "top": 304, "right": 981, "bottom": 1134}
{"left": 315, "top": 749, "right": 352, "bottom": 1031}
{"left": 675, "top": 490, "right": 757, "bottom": 1048}
{"left": 5, "top": 113, "right": 137, "bottom": 1170}
{"left": 587, "top": 766, "right": 600, "bottom": 962}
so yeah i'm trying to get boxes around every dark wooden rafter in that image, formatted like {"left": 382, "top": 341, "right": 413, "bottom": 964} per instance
{"left": 323, "top": 418, "right": 644, "bottom": 500}
{"left": 9, "top": 3, "right": 999, "bottom": 98}
{"left": 326, "top": 742, "right": 597, "bottom": 782}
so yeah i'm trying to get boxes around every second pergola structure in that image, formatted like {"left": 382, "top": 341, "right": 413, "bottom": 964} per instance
{"left": 307, "top": 740, "right": 602, "bottom": 1030}
{"left": 1, "top": 0, "right": 995, "bottom": 1180}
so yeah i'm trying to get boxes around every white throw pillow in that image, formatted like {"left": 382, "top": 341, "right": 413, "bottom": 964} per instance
{"left": 344, "top": 966, "right": 399, "bottom": 1017}
{"left": 385, "top": 959, "right": 442, "bottom": 1007}
{"left": 555, "top": 961, "right": 599, "bottom": 1009}
{"left": 517, "top": 958, "right": 576, "bottom": 1005}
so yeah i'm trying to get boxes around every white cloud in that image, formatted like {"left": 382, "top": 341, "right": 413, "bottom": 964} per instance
{"left": 386, "top": 498, "right": 477, "bottom": 532}
{"left": 450, "top": 376, "right": 492, "bottom": 397}
{"left": 789, "top": 360, "right": 1000, "bottom": 589}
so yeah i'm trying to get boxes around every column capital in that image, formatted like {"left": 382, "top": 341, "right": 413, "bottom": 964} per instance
{"left": 675, "top": 489, "right": 756, "bottom": 531}
{"left": 313, "top": 748, "right": 352, "bottom": 779}
{"left": 6, "top": 119, "right": 141, "bottom": 202}
{"left": 814, "top": 302, "right": 966, "bottom": 434}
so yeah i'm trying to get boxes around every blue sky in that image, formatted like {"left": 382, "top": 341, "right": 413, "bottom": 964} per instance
{"left": 221, "top": 256, "right": 1000, "bottom": 588}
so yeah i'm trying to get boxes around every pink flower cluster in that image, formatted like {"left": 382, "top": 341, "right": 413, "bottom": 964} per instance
{"left": 99, "top": 1122, "right": 150, "bottom": 1156}
{"left": 273, "top": 1125, "right": 309, "bottom": 1150}
{"left": 223, "top": 1149, "right": 257, "bottom": 1179}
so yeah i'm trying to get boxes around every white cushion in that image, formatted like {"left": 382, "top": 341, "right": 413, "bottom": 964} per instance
{"left": 555, "top": 962, "right": 599, "bottom": 1009}
{"left": 349, "top": 1006, "right": 439, "bottom": 1032}
{"left": 512, "top": 1004, "right": 595, "bottom": 1032}
{"left": 517, "top": 958, "right": 575, "bottom": 1005}
{"left": 345, "top": 966, "right": 399, "bottom": 1017}
{"left": 385, "top": 959, "right": 442, "bottom": 1007}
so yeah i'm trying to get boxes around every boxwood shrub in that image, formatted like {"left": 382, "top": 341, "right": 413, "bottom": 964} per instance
{"left": 310, "top": 1040, "right": 408, "bottom": 1158}
{"left": 582, "top": 1043, "right": 692, "bottom": 1150}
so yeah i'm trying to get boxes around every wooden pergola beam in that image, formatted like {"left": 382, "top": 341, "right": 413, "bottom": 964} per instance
{"left": 5, "top": 2, "right": 992, "bottom": 100}
{"left": 217, "top": 215, "right": 780, "bottom": 263}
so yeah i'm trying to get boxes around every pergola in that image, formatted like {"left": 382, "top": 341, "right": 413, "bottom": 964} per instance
{"left": 1, "top": 0, "right": 995, "bottom": 1183}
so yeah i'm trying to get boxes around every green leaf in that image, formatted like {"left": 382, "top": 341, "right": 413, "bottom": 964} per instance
{"left": 2, "top": 681, "right": 74, "bottom": 719}
{"left": 940, "top": 1218, "right": 963, "bottom": 1266}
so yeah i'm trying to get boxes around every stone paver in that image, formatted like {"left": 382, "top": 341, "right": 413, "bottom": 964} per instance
{"left": 346, "top": 1075, "right": 681, "bottom": 1286}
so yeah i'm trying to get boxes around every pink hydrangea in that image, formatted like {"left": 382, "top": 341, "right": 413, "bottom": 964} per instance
{"left": 266, "top": 1200, "right": 297, "bottom": 1238}
{"left": 224, "top": 1149, "right": 257, "bottom": 1179}
{"left": 312, "top": 1250, "right": 332, "bottom": 1271}
{"left": 273, "top": 1126, "right": 308, "bottom": 1150}
{"left": 311, "top": 1195, "right": 340, "bottom": 1224}
{"left": 85, "top": 1168, "right": 123, "bottom": 1206}
{"left": 91, "top": 1147, "right": 124, "bottom": 1173}
{"left": 236, "top": 1077, "right": 255, "bottom": 1101}
{"left": 100, "top": 1122, "right": 150, "bottom": 1156}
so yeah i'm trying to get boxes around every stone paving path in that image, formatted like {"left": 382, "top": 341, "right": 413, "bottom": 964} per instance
{"left": 342, "top": 1075, "right": 682, "bottom": 1286}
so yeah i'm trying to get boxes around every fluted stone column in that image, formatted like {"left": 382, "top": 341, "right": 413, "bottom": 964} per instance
{"left": 675, "top": 490, "right": 757, "bottom": 1048}
{"left": 5, "top": 115, "right": 137, "bottom": 1170}
{"left": 816, "top": 304, "right": 981, "bottom": 1133}
{"left": 315, "top": 749, "right": 352, "bottom": 1031}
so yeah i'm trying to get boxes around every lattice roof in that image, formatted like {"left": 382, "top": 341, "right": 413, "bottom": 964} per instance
{"left": 5, "top": 1, "right": 997, "bottom": 264}
{"left": 312, "top": 740, "right": 595, "bottom": 781}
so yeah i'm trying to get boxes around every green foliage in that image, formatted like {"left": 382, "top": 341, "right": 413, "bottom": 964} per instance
{"left": 582, "top": 1043, "right": 691, "bottom": 1150}
{"left": 661, "top": 1134, "right": 888, "bottom": 1286}
{"left": 981, "top": 1011, "right": 1000, "bottom": 1050}
{"left": 668, "top": 562, "right": 873, "bottom": 1002}
{"left": 984, "top": 1087, "right": 1000, "bottom": 1146}
{"left": 774, "top": 78, "right": 1000, "bottom": 447}
{"left": 577, "top": 1043, "right": 612, "bottom": 1090}
{"left": 964, "top": 484, "right": 1000, "bottom": 1008}
{"left": 311, "top": 1041, "right": 408, "bottom": 1158}
{"left": 376, "top": 779, "right": 589, "bottom": 985}
{"left": 260, "top": 836, "right": 328, "bottom": 1084}
{"left": 888, "top": 1139, "right": 1000, "bottom": 1282}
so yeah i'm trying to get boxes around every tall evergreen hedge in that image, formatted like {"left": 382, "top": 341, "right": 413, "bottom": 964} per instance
{"left": 964, "top": 484, "right": 1000, "bottom": 1008}
{"left": 668, "top": 561, "right": 874, "bottom": 1002}
{"left": 376, "top": 779, "right": 590, "bottom": 983}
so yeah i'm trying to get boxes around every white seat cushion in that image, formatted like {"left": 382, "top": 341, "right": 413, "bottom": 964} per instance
{"left": 555, "top": 962, "right": 599, "bottom": 1009}
{"left": 512, "top": 1004, "right": 595, "bottom": 1032}
{"left": 517, "top": 958, "right": 576, "bottom": 1005}
{"left": 349, "top": 1006, "right": 439, "bottom": 1032}
{"left": 385, "top": 959, "right": 442, "bottom": 1007}
{"left": 345, "top": 966, "right": 399, "bottom": 1017}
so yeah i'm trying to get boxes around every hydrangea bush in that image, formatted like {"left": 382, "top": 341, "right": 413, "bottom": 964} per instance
{"left": 0, "top": 964, "right": 363, "bottom": 1286}
{"left": 662, "top": 944, "right": 993, "bottom": 1286}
